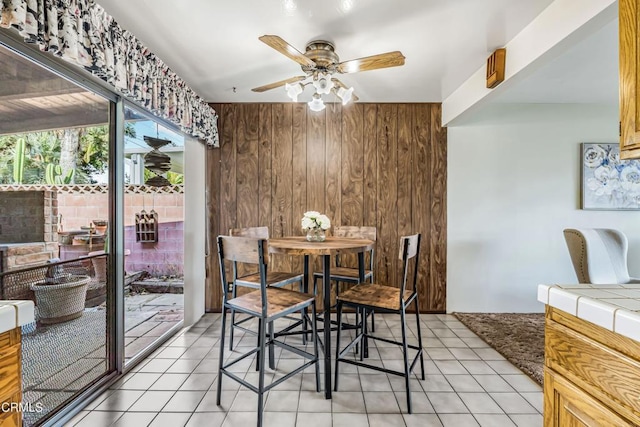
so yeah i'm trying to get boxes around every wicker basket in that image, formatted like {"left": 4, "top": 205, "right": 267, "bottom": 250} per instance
{"left": 31, "top": 275, "right": 90, "bottom": 324}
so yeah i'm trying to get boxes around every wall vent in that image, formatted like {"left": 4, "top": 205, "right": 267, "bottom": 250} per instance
{"left": 486, "top": 48, "right": 506, "bottom": 89}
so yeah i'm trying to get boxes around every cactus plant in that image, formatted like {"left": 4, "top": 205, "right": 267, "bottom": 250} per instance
{"left": 12, "top": 138, "right": 25, "bottom": 184}
{"left": 45, "top": 163, "right": 75, "bottom": 185}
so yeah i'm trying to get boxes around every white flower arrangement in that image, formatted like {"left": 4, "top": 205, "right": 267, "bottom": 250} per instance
{"left": 301, "top": 211, "right": 331, "bottom": 231}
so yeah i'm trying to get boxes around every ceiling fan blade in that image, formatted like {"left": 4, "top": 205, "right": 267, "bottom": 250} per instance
{"left": 259, "top": 35, "right": 316, "bottom": 67}
{"left": 251, "top": 75, "right": 307, "bottom": 93}
{"left": 337, "top": 51, "right": 405, "bottom": 74}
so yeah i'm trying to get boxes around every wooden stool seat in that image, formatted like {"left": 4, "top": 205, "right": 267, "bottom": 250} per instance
{"left": 228, "top": 287, "right": 315, "bottom": 320}
{"left": 338, "top": 283, "right": 407, "bottom": 311}
{"left": 236, "top": 271, "right": 303, "bottom": 289}
{"left": 312, "top": 267, "right": 372, "bottom": 282}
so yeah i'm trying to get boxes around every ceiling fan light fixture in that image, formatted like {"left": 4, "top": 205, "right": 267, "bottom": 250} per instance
{"left": 284, "top": 82, "right": 303, "bottom": 102}
{"left": 253, "top": 35, "right": 405, "bottom": 111}
{"left": 336, "top": 86, "right": 354, "bottom": 105}
{"left": 308, "top": 94, "right": 326, "bottom": 112}
{"left": 313, "top": 73, "right": 334, "bottom": 95}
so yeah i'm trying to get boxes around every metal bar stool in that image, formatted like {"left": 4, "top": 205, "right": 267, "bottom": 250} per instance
{"left": 334, "top": 233, "right": 424, "bottom": 413}
{"left": 216, "top": 236, "right": 320, "bottom": 427}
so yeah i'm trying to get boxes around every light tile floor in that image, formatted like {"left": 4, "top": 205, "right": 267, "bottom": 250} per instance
{"left": 66, "top": 313, "right": 543, "bottom": 427}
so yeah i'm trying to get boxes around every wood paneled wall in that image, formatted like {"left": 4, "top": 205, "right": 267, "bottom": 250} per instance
{"left": 205, "top": 103, "right": 446, "bottom": 313}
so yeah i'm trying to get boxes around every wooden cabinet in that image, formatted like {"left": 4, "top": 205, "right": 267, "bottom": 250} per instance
{"left": 620, "top": 0, "right": 640, "bottom": 159}
{"left": 0, "top": 328, "right": 22, "bottom": 427}
{"left": 544, "top": 307, "right": 640, "bottom": 426}
{"left": 545, "top": 370, "right": 634, "bottom": 426}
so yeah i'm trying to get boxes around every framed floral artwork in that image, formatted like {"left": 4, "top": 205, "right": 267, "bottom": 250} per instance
{"left": 581, "top": 143, "right": 640, "bottom": 210}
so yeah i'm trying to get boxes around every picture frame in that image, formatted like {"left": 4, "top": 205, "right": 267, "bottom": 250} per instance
{"left": 581, "top": 142, "right": 640, "bottom": 210}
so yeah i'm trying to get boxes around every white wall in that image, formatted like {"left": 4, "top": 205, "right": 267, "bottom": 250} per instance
{"left": 183, "top": 136, "right": 206, "bottom": 325}
{"left": 447, "top": 103, "right": 640, "bottom": 313}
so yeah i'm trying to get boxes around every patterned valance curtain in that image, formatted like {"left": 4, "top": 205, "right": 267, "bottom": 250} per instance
{"left": 0, "top": 0, "right": 219, "bottom": 146}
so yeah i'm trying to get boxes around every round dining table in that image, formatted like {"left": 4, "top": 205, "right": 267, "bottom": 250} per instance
{"left": 269, "top": 236, "right": 375, "bottom": 399}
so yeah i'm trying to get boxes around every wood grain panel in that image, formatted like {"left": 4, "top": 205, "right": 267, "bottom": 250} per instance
{"left": 363, "top": 105, "right": 378, "bottom": 231}
{"left": 341, "top": 104, "right": 364, "bottom": 227}
{"left": 545, "top": 307, "right": 640, "bottom": 425}
{"left": 258, "top": 104, "right": 273, "bottom": 229}
{"left": 340, "top": 104, "right": 365, "bottom": 270}
{"left": 219, "top": 104, "right": 237, "bottom": 239}
{"left": 397, "top": 104, "right": 412, "bottom": 286}
{"left": 545, "top": 369, "right": 636, "bottom": 427}
{"left": 205, "top": 103, "right": 447, "bottom": 313}
{"left": 619, "top": 0, "right": 640, "bottom": 158}
{"left": 549, "top": 306, "right": 640, "bottom": 360}
{"left": 376, "top": 104, "right": 398, "bottom": 285}
{"left": 546, "top": 320, "right": 640, "bottom": 419}
{"left": 306, "top": 110, "right": 326, "bottom": 214}
{"left": 306, "top": 109, "right": 327, "bottom": 298}
{"left": 271, "top": 104, "right": 294, "bottom": 272}
{"left": 236, "top": 104, "right": 260, "bottom": 228}
{"left": 291, "top": 104, "right": 308, "bottom": 273}
{"left": 325, "top": 103, "right": 342, "bottom": 229}
{"left": 206, "top": 104, "right": 223, "bottom": 310}
{"left": 429, "top": 104, "right": 447, "bottom": 311}
{"left": 0, "top": 329, "right": 21, "bottom": 427}
{"left": 412, "top": 105, "right": 431, "bottom": 308}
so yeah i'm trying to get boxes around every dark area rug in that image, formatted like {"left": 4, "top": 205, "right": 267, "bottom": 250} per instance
{"left": 452, "top": 312, "right": 544, "bottom": 385}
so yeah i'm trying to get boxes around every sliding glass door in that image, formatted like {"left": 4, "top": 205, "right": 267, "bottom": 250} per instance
{"left": 0, "top": 43, "right": 116, "bottom": 426}
{"left": 122, "top": 105, "right": 185, "bottom": 365}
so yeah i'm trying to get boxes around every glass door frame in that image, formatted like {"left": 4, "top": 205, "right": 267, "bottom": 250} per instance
{"left": 121, "top": 101, "right": 186, "bottom": 369}
{"left": 0, "top": 28, "right": 184, "bottom": 427}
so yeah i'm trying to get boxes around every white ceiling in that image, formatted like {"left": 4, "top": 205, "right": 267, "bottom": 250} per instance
{"left": 97, "top": 0, "right": 557, "bottom": 103}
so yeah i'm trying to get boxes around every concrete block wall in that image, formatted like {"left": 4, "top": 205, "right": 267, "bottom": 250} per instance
{"left": 125, "top": 221, "right": 184, "bottom": 276}
{"left": 0, "top": 191, "right": 57, "bottom": 244}
{"left": 0, "top": 242, "right": 59, "bottom": 271}
{"left": 57, "top": 192, "right": 183, "bottom": 230}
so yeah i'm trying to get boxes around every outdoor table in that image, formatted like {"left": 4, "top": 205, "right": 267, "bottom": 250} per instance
{"left": 269, "top": 236, "right": 375, "bottom": 399}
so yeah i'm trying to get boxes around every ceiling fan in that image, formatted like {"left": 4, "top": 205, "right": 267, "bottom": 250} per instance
{"left": 252, "top": 35, "right": 405, "bottom": 111}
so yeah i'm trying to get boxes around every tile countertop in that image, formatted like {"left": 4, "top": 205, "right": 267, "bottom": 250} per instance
{"left": 0, "top": 301, "right": 35, "bottom": 334}
{"left": 538, "top": 284, "right": 640, "bottom": 343}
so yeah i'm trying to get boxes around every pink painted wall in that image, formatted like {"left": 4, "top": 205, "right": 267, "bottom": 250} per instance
{"left": 125, "top": 221, "right": 183, "bottom": 276}
{"left": 57, "top": 190, "right": 184, "bottom": 277}
{"left": 57, "top": 192, "right": 183, "bottom": 230}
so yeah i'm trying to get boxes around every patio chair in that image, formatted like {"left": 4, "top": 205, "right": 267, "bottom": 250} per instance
{"left": 216, "top": 236, "right": 319, "bottom": 427}
{"left": 334, "top": 233, "right": 425, "bottom": 413}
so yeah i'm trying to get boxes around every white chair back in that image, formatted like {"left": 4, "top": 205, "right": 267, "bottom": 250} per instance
{"left": 563, "top": 228, "right": 631, "bottom": 284}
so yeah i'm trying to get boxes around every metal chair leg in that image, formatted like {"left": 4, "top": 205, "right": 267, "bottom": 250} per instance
{"left": 311, "top": 301, "right": 320, "bottom": 392}
{"left": 415, "top": 298, "right": 425, "bottom": 380}
{"left": 255, "top": 319, "right": 262, "bottom": 372}
{"left": 229, "top": 283, "right": 237, "bottom": 351}
{"left": 216, "top": 305, "right": 228, "bottom": 405}
{"left": 363, "top": 307, "right": 369, "bottom": 359}
{"left": 334, "top": 301, "right": 343, "bottom": 391}
{"left": 300, "top": 279, "right": 307, "bottom": 345}
{"left": 268, "top": 321, "right": 275, "bottom": 370}
{"left": 400, "top": 307, "right": 412, "bottom": 413}
{"left": 370, "top": 310, "right": 376, "bottom": 332}
{"left": 359, "top": 308, "right": 365, "bottom": 362}
{"left": 354, "top": 305, "right": 359, "bottom": 356}
{"left": 257, "top": 317, "right": 266, "bottom": 427}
